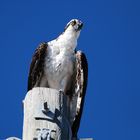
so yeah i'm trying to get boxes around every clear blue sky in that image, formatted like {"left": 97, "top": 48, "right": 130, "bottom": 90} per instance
{"left": 0, "top": 0, "right": 140, "bottom": 139}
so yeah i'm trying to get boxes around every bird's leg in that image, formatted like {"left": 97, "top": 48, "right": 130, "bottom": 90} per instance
{"left": 59, "top": 89, "right": 64, "bottom": 95}
{"left": 59, "top": 75, "right": 71, "bottom": 95}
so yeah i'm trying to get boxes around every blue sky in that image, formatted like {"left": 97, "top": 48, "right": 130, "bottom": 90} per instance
{"left": 0, "top": 0, "right": 140, "bottom": 139}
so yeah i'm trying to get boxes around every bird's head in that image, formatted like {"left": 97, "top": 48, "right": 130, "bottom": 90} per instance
{"left": 64, "top": 19, "right": 83, "bottom": 37}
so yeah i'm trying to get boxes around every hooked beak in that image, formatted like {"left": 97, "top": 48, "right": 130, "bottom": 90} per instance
{"left": 77, "top": 21, "right": 83, "bottom": 31}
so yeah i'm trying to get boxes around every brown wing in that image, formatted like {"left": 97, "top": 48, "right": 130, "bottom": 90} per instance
{"left": 71, "top": 50, "right": 88, "bottom": 137}
{"left": 27, "top": 42, "right": 47, "bottom": 91}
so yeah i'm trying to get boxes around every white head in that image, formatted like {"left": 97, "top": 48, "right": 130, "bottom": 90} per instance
{"left": 64, "top": 19, "right": 83, "bottom": 39}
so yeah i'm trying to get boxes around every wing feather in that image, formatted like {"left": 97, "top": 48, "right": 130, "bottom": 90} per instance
{"left": 71, "top": 50, "right": 88, "bottom": 137}
{"left": 27, "top": 42, "right": 47, "bottom": 91}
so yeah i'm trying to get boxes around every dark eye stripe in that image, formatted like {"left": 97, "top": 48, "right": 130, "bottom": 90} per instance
{"left": 71, "top": 20, "right": 76, "bottom": 26}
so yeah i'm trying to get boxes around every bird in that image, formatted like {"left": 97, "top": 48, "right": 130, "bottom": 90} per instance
{"left": 27, "top": 19, "right": 88, "bottom": 139}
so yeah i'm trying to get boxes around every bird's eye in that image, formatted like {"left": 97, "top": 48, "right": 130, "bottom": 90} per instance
{"left": 71, "top": 20, "right": 76, "bottom": 26}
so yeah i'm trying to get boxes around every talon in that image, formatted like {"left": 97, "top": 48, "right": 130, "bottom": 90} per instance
{"left": 59, "top": 89, "right": 64, "bottom": 94}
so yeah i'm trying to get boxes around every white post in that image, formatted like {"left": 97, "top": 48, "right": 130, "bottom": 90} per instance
{"left": 22, "top": 87, "right": 72, "bottom": 140}
{"left": 5, "top": 87, "right": 92, "bottom": 140}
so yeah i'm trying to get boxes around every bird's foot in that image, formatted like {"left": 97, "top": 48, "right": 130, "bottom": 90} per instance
{"left": 59, "top": 89, "right": 64, "bottom": 94}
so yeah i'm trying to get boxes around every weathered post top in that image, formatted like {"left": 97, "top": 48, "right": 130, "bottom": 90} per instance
{"left": 23, "top": 87, "right": 71, "bottom": 140}
{"left": 5, "top": 86, "right": 93, "bottom": 139}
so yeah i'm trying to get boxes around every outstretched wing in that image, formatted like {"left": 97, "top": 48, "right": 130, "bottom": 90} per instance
{"left": 27, "top": 42, "right": 47, "bottom": 91}
{"left": 71, "top": 50, "right": 88, "bottom": 137}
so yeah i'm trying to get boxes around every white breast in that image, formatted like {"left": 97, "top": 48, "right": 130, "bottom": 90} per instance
{"left": 44, "top": 34, "right": 77, "bottom": 91}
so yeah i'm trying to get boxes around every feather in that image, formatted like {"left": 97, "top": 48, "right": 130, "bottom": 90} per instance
{"left": 27, "top": 42, "right": 47, "bottom": 91}
{"left": 71, "top": 50, "right": 88, "bottom": 137}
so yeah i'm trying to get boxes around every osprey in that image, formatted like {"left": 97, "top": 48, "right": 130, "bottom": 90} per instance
{"left": 28, "top": 19, "right": 88, "bottom": 139}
